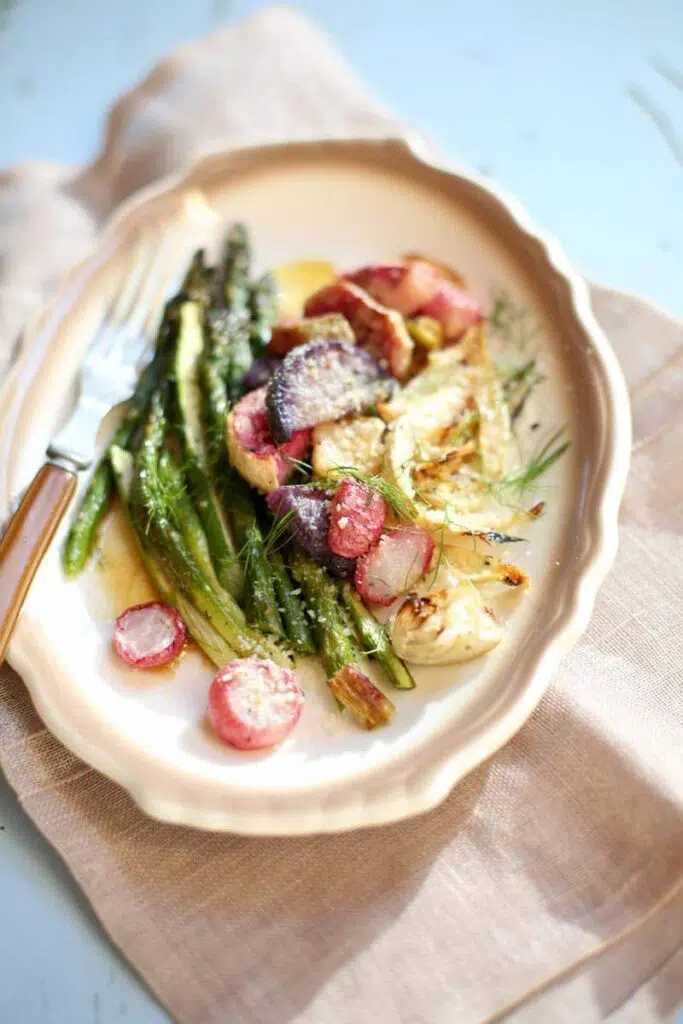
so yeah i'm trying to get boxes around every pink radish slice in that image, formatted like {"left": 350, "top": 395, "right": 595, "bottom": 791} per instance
{"left": 114, "top": 602, "right": 186, "bottom": 668}
{"left": 208, "top": 657, "right": 304, "bottom": 750}
{"left": 354, "top": 528, "right": 435, "bottom": 606}
{"left": 416, "top": 281, "right": 483, "bottom": 339}
{"left": 343, "top": 261, "right": 441, "bottom": 316}
{"left": 328, "top": 479, "right": 386, "bottom": 558}
{"left": 227, "top": 385, "right": 311, "bottom": 493}
{"left": 304, "top": 280, "right": 414, "bottom": 379}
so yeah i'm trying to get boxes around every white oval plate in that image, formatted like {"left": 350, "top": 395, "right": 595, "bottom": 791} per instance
{"left": 0, "top": 137, "right": 631, "bottom": 835}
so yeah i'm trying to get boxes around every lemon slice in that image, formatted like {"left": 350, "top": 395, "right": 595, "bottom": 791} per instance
{"left": 274, "top": 260, "right": 337, "bottom": 317}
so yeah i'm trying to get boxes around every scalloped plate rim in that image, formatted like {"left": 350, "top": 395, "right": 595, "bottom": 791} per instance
{"left": 0, "top": 135, "right": 632, "bottom": 835}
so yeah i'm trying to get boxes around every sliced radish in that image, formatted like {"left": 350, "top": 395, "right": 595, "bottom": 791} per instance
{"left": 416, "top": 281, "right": 483, "bottom": 340}
{"left": 403, "top": 252, "right": 467, "bottom": 288}
{"left": 267, "top": 339, "right": 395, "bottom": 443}
{"left": 354, "top": 527, "right": 435, "bottom": 606}
{"left": 328, "top": 479, "right": 386, "bottom": 558}
{"left": 304, "top": 280, "right": 414, "bottom": 379}
{"left": 226, "top": 385, "right": 311, "bottom": 493}
{"left": 343, "top": 261, "right": 440, "bottom": 316}
{"left": 113, "top": 601, "right": 186, "bottom": 668}
{"left": 267, "top": 486, "right": 356, "bottom": 578}
{"left": 208, "top": 656, "right": 304, "bottom": 750}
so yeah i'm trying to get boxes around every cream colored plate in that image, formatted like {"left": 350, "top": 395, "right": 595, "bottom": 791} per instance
{"left": 0, "top": 137, "right": 631, "bottom": 835}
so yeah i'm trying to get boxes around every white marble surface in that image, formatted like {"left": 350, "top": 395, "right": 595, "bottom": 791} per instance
{"left": 0, "top": 1, "right": 681, "bottom": 1021}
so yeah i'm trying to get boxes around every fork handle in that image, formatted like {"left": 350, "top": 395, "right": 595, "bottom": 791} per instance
{"left": 0, "top": 463, "right": 77, "bottom": 665}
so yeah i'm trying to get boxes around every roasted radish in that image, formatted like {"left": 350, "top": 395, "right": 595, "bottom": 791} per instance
{"left": 345, "top": 260, "right": 482, "bottom": 341}
{"left": 403, "top": 252, "right": 466, "bottom": 288}
{"left": 266, "top": 338, "right": 396, "bottom": 443}
{"left": 266, "top": 485, "right": 355, "bottom": 578}
{"left": 113, "top": 601, "right": 186, "bottom": 668}
{"left": 417, "top": 281, "right": 483, "bottom": 340}
{"left": 208, "top": 657, "right": 304, "bottom": 750}
{"left": 268, "top": 313, "right": 355, "bottom": 357}
{"left": 343, "top": 261, "right": 440, "bottom": 316}
{"left": 354, "top": 527, "right": 435, "bottom": 606}
{"left": 328, "top": 479, "right": 386, "bottom": 558}
{"left": 226, "top": 385, "right": 311, "bottom": 493}
{"left": 304, "top": 280, "right": 414, "bottom": 378}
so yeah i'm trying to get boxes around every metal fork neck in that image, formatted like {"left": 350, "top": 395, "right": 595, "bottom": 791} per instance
{"left": 45, "top": 451, "right": 88, "bottom": 474}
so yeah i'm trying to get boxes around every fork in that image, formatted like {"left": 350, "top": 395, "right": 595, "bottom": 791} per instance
{"left": 0, "top": 231, "right": 180, "bottom": 664}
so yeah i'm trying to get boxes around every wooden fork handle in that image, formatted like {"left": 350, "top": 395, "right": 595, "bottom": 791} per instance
{"left": 0, "top": 463, "right": 77, "bottom": 665}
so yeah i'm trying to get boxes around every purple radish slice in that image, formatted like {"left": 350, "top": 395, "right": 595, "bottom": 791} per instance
{"left": 243, "top": 357, "right": 281, "bottom": 392}
{"left": 114, "top": 601, "right": 186, "bottom": 668}
{"left": 266, "top": 486, "right": 356, "bottom": 579}
{"left": 266, "top": 339, "right": 397, "bottom": 444}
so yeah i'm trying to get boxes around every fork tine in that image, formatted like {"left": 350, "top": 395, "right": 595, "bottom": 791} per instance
{"left": 93, "top": 234, "right": 154, "bottom": 360}
{"left": 48, "top": 227, "right": 192, "bottom": 473}
{"left": 123, "top": 231, "right": 183, "bottom": 345}
{"left": 140, "top": 239, "right": 186, "bottom": 344}
{"left": 120, "top": 244, "right": 183, "bottom": 375}
{"left": 104, "top": 228, "right": 182, "bottom": 371}
{"left": 107, "top": 235, "right": 150, "bottom": 328}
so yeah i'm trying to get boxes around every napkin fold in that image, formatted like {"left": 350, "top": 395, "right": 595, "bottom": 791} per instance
{"left": 0, "top": 8, "right": 681, "bottom": 1023}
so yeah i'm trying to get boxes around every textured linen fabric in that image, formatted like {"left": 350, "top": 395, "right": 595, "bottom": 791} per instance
{"left": 0, "top": 8, "right": 681, "bottom": 1023}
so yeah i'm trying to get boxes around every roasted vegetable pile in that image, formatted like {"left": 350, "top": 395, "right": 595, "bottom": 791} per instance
{"left": 64, "top": 229, "right": 568, "bottom": 741}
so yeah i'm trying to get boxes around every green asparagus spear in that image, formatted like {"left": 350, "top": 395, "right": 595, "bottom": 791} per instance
{"left": 270, "top": 552, "right": 316, "bottom": 655}
{"left": 62, "top": 460, "right": 113, "bottom": 576}
{"left": 200, "top": 301, "right": 285, "bottom": 642}
{"left": 288, "top": 552, "right": 357, "bottom": 677}
{"left": 174, "top": 299, "right": 243, "bottom": 598}
{"left": 181, "top": 249, "right": 215, "bottom": 309}
{"left": 341, "top": 582, "right": 416, "bottom": 690}
{"left": 221, "top": 468, "right": 259, "bottom": 549}
{"left": 205, "top": 307, "right": 253, "bottom": 403}
{"left": 199, "top": 340, "right": 258, "bottom": 558}
{"left": 110, "top": 445, "right": 237, "bottom": 667}
{"left": 242, "top": 523, "right": 285, "bottom": 638}
{"left": 289, "top": 552, "right": 395, "bottom": 725}
{"left": 210, "top": 223, "right": 255, "bottom": 398}
{"left": 249, "top": 272, "right": 278, "bottom": 357}
{"left": 62, "top": 295, "right": 181, "bottom": 576}
{"left": 157, "top": 449, "right": 210, "bottom": 574}
{"left": 209, "top": 445, "right": 308, "bottom": 650}
{"left": 132, "top": 393, "right": 288, "bottom": 665}
{"left": 157, "top": 450, "right": 243, "bottom": 621}
{"left": 225, "top": 312, "right": 254, "bottom": 403}
{"left": 198, "top": 362, "right": 297, "bottom": 645}
{"left": 200, "top": 315, "right": 256, "bottom": 543}
{"left": 218, "top": 222, "right": 250, "bottom": 311}
{"left": 122, "top": 293, "right": 183, "bottom": 435}
{"left": 200, "top": 352, "right": 230, "bottom": 466}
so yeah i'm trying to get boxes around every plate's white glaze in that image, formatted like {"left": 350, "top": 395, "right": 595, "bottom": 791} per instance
{"left": 0, "top": 137, "right": 631, "bottom": 834}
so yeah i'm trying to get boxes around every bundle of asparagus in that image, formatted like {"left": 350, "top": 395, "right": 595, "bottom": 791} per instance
{"left": 64, "top": 225, "right": 412, "bottom": 737}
